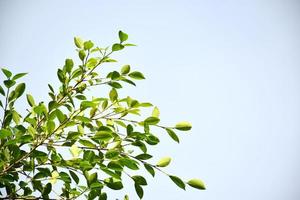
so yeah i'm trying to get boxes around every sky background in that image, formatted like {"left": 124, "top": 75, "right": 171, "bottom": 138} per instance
{"left": 1, "top": 0, "right": 300, "bottom": 199}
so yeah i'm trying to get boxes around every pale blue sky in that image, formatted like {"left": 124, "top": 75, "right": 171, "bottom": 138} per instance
{"left": 1, "top": 0, "right": 300, "bottom": 199}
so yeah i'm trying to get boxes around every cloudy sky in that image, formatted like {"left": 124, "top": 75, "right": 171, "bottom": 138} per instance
{"left": 1, "top": 0, "right": 300, "bottom": 199}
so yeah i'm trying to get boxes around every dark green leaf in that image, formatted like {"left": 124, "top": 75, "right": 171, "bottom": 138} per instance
{"left": 4, "top": 80, "right": 16, "bottom": 88}
{"left": 169, "top": 175, "right": 186, "bottom": 190}
{"left": 144, "top": 164, "right": 155, "bottom": 177}
{"left": 134, "top": 183, "right": 144, "bottom": 199}
{"left": 0, "top": 85, "right": 5, "bottom": 96}
{"left": 135, "top": 154, "right": 152, "bottom": 160}
{"left": 132, "top": 175, "right": 147, "bottom": 186}
{"left": 42, "top": 183, "right": 52, "bottom": 196}
{"left": 104, "top": 178, "right": 123, "bottom": 190}
{"left": 166, "top": 128, "right": 180, "bottom": 143}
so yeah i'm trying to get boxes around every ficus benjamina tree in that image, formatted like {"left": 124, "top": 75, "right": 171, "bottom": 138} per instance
{"left": 0, "top": 31, "right": 205, "bottom": 199}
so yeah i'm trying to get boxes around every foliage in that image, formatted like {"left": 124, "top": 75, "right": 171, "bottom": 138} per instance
{"left": 0, "top": 31, "right": 205, "bottom": 199}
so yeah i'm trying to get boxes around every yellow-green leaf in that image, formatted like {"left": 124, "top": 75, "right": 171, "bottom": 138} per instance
{"left": 175, "top": 121, "right": 192, "bottom": 131}
{"left": 187, "top": 179, "right": 206, "bottom": 190}
{"left": 156, "top": 157, "right": 171, "bottom": 167}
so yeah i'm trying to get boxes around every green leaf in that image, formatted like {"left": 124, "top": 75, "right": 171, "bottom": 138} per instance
{"left": 12, "top": 73, "right": 27, "bottom": 81}
{"left": 69, "top": 170, "right": 79, "bottom": 184}
{"left": 119, "top": 31, "right": 128, "bottom": 43}
{"left": 86, "top": 58, "right": 98, "bottom": 68}
{"left": 132, "top": 175, "right": 147, "bottom": 186}
{"left": 0, "top": 129, "right": 12, "bottom": 139}
{"left": 65, "top": 59, "right": 74, "bottom": 74}
{"left": 144, "top": 117, "right": 160, "bottom": 125}
{"left": 42, "top": 183, "right": 52, "bottom": 196}
{"left": 46, "top": 120, "right": 55, "bottom": 133}
{"left": 144, "top": 164, "right": 155, "bottom": 177}
{"left": 175, "top": 121, "right": 192, "bottom": 131}
{"left": 108, "top": 82, "right": 122, "bottom": 89}
{"left": 1, "top": 68, "right": 12, "bottom": 78}
{"left": 112, "top": 43, "right": 124, "bottom": 51}
{"left": 135, "top": 154, "right": 152, "bottom": 160}
{"left": 187, "top": 179, "right": 206, "bottom": 190}
{"left": 79, "top": 139, "right": 96, "bottom": 148}
{"left": 74, "top": 37, "right": 84, "bottom": 48}
{"left": 152, "top": 106, "right": 160, "bottom": 118}
{"left": 14, "top": 83, "right": 26, "bottom": 98}
{"left": 104, "top": 178, "right": 123, "bottom": 190}
{"left": 166, "top": 128, "right": 179, "bottom": 143}
{"left": 128, "top": 71, "right": 145, "bottom": 80}
{"left": 0, "top": 85, "right": 5, "bottom": 96}
{"left": 94, "top": 130, "right": 113, "bottom": 141}
{"left": 169, "top": 175, "right": 186, "bottom": 190}
{"left": 79, "top": 50, "right": 86, "bottom": 61}
{"left": 4, "top": 80, "right": 16, "bottom": 88}
{"left": 109, "top": 88, "right": 118, "bottom": 102}
{"left": 121, "top": 65, "right": 130, "bottom": 75}
{"left": 26, "top": 94, "right": 35, "bottom": 107}
{"left": 119, "top": 158, "right": 139, "bottom": 170}
{"left": 134, "top": 183, "right": 144, "bottom": 199}
{"left": 156, "top": 157, "right": 171, "bottom": 167}
{"left": 84, "top": 40, "right": 94, "bottom": 50}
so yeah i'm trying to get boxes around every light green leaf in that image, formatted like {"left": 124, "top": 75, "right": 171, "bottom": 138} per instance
{"left": 70, "top": 144, "right": 81, "bottom": 158}
{"left": 175, "top": 121, "right": 192, "bottom": 131}
{"left": 74, "top": 37, "right": 84, "bottom": 48}
{"left": 47, "top": 120, "right": 55, "bottom": 133}
{"left": 26, "top": 94, "right": 35, "bottom": 107}
{"left": 121, "top": 65, "right": 130, "bottom": 75}
{"left": 109, "top": 88, "right": 118, "bottom": 102}
{"left": 86, "top": 58, "right": 98, "bottom": 68}
{"left": 187, "top": 179, "right": 206, "bottom": 190}
{"left": 144, "top": 117, "right": 160, "bottom": 125}
{"left": 152, "top": 106, "right": 160, "bottom": 118}
{"left": 156, "top": 157, "right": 171, "bottom": 167}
